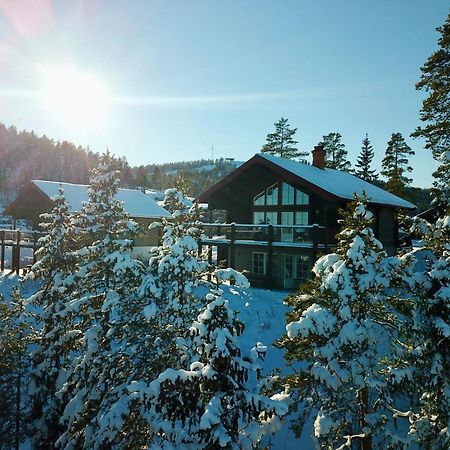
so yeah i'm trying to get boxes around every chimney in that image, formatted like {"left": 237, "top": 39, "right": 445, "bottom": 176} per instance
{"left": 312, "top": 144, "right": 326, "bottom": 169}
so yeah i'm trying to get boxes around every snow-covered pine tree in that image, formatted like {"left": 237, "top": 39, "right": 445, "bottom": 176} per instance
{"left": 138, "top": 186, "right": 208, "bottom": 370}
{"left": 27, "top": 187, "right": 80, "bottom": 449}
{"left": 56, "top": 152, "right": 143, "bottom": 449}
{"left": 322, "top": 132, "right": 351, "bottom": 171}
{"left": 85, "top": 187, "right": 211, "bottom": 448}
{"left": 355, "top": 134, "right": 378, "bottom": 182}
{"left": 398, "top": 186, "right": 449, "bottom": 449}
{"left": 279, "top": 195, "right": 407, "bottom": 449}
{"left": 381, "top": 132, "right": 415, "bottom": 197}
{"left": 136, "top": 277, "right": 288, "bottom": 449}
{"left": 0, "top": 289, "right": 35, "bottom": 450}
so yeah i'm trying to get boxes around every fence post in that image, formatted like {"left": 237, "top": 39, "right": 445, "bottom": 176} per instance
{"left": 1, "top": 230, "right": 4, "bottom": 272}
{"left": 15, "top": 231, "right": 21, "bottom": 275}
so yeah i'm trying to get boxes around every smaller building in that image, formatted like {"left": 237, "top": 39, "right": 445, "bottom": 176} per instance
{"left": 3, "top": 180, "right": 171, "bottom": 258}
{"left": 198, "top": 146, "right": 416, "bottom": 289}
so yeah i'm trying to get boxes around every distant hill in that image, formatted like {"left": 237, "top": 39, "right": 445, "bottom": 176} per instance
{"left": 0, "top": 122, "right": 430, "bottom": 213}
{"left": 0, "top": 122, "right": 240, "bottom": 205}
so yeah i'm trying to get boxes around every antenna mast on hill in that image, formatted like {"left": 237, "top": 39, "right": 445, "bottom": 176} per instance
{"left": 211, "top": 144, "right": 214, "bottom": 161}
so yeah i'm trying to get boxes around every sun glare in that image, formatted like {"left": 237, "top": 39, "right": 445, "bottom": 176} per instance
{"left": 38, "top": 65, "right": 109, "bottom": 129}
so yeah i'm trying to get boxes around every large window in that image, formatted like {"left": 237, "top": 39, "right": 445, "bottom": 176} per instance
{"left": 253, "top": 182, "right": 309, "bottom": 227}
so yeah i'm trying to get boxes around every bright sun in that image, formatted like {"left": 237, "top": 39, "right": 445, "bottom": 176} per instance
{"left": 38, "top": 65, "right": 109, "bottom": 129}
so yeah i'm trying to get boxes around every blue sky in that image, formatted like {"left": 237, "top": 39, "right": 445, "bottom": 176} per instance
{"left": 0, "top": 0, "right": 448, "bottom": 187}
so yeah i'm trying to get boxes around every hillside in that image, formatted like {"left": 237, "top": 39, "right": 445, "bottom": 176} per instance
{"left": 0, "top": 123, "right": 240, "bottom": 204}
{"left": 0, "top": 122, "right": 430, "bottom": 211}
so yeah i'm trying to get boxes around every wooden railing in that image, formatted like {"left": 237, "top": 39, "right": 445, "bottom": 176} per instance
{"left": 200, "top": 223, "right": 328, "bottom": 248}
{"left": 0, "top": 229, "right": 45, "bottom": 274}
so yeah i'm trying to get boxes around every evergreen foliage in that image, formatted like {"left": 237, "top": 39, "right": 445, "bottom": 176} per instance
{"left": 146, "top": 284, "right": 288, "bottom": 449}
{"left": 355, "top": 134, "right": 378, "bottom": 182}
{"left": 27, "top": 187, "right": 79, "bottom": 449}
{"left": 412, "top": 13, "right": 450, "bottom": 215}
{"left": 381, "top": 132, "right": 415, "bottom": 197}
{"left": 321, "top": 132, "right": 351, "bottom": 171}
{"left": 0, "top": 289, "right": 34, "bottom": 450}
{"left": 55, "top": 153, "right": 143, "bottom": 449}
{"left": 402, "top": 213, "right": 450, "bottom": 449}
{"left": 261, "top": 117, "right": 307, "bottom": 160}
{"left": 278, "top": 195, "right": 408, "bottom": 449}
{"left": 412, "top": 13, "right": 450, "bottom": 160}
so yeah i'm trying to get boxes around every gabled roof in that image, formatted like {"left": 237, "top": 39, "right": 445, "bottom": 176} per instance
{"left": 4, "top": 180, "right": 171, "bottom": 219}
{"left": 198, "top": 153, "right": 416, "bottom": 210}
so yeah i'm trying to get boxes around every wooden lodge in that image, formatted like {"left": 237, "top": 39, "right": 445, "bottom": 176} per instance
{"left": 198, "top": 146, "right": 416, "bottom": 289}
{"left": 1, "top": 180, "right": 171, "bottom": 272}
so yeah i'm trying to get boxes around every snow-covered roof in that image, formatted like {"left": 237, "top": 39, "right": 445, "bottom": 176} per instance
{"left": 32, "top": 180, "right": 171, "bottom": 219}
{"left": 258, "top": 153, "right": 415, "bottom": 209}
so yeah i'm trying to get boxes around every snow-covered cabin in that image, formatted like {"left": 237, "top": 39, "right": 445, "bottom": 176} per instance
{"left": 3, "top": 180, "right": 171, "bottom": 254}
{"left": 198, "top": 146, "right": 416, "bottom": 289}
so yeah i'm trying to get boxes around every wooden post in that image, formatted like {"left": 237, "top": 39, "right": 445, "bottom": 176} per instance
{"left": 229, "top": 223, "right": 236, "bottom": 269}
{"left": 15, "top": 231, "right": 21, "bottom": 275}
{"left": 312, "top": 224, "right": 319, "bottom": 260}
{"left": 267, "top": 224, "right": 274, "bottom": 290}
{"left": 1, "top": 230, "right": 5, "bottom": 272}
{"left": 207, "top": 245, "right": 213, "bottom": 282}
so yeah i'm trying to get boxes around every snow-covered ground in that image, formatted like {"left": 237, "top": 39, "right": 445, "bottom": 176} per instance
{"left": 0, "top": 274, "right": 314, "bottom": 449}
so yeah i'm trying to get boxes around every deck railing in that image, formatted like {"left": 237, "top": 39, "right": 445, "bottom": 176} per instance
{"left": 200, "top": 223, "right": 328, "bottom": 247}
{"left": 0, "top": 229, "right": 45, "bottom": 274}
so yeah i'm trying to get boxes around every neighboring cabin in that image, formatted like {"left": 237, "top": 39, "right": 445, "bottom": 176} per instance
{"left": 198, "top": 145, "right": 415, "bottom": 289}
{"left": 2, "top": 180, "right": 171, "bottom": 259}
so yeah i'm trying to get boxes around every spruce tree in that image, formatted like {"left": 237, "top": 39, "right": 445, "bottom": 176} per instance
{"left": 82, "top": 187, "right": 210, "bottom": 448}
{"left": 56, "top": 152, "right": 143, "bottom": 449}
{"left": 261, "top": 117, "right": 307, "bottom": 160}
{"left": 322, "top": 132, "right": 351, "bottom": 171}
{"left": 139, "top": 281, "right": 288, "bottom": 449}
{"left": 412, "top": 13, "right": 450, "bottom": 214}
{"left": 381, "top": 132, "right": 415, "bottom": 196}
{"left": 403, "top": 213, "right": 450, "bottom": 450}
{"left": 355, "top": 134, "right": 378, "bottom": 182}
{"left": 27, "top": 187, "right": 79, "bottom": 449}
{"left": 0, "top": 289, "right": 34, "bottom": 450}
{"left": 392, "top": 165, "right": 450, "bottom": 449}
{"left": 412, "top": 13, "right": 450, "bottom": 160}
{"left": 278, "top": 195, "right": 407, "bottom": 449}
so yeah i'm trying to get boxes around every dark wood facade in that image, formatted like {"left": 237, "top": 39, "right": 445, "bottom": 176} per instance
{"left": 198, "top": 155, "right": 412, "bottom": 289}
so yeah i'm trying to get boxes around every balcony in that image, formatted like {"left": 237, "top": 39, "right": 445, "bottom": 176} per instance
{"left": 200, "top": 223, "right": 330, "bottom": 250}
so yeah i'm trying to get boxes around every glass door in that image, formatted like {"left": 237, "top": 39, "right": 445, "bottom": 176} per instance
{"left": 283, "top": 255, "right": 294, "bottom": 289}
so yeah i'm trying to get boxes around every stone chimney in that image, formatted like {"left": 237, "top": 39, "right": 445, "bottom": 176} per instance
{"left": 312, "top": 144, "right": 326, "bottom": 169}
